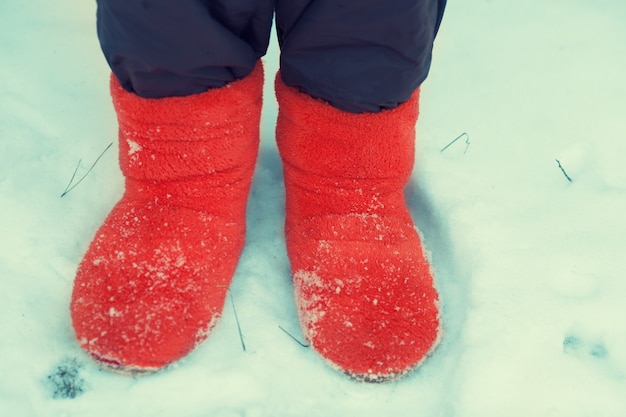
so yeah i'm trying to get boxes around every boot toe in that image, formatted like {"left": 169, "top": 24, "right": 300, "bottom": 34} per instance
{"left": 292, "top": 227, "right": 441, "bottom": 382}
{"left": 71, "top": 200, "right": 243, "bottom": 371}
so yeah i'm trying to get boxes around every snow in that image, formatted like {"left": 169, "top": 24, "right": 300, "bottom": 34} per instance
{"left": 1, "top": 0, "right": 625, "bottom": 416}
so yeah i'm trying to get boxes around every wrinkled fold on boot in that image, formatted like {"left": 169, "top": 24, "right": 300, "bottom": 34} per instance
{"left": 70, "top": 63, "right": 263, "bottom": 374}
{"left": 275, "top": 75, "right": 441, "bottom": 382}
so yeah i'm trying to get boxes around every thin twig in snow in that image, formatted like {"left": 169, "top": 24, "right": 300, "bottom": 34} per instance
{"left": 230, "top": 292, "right": 246, "bottom": 352}
{"left": 441, "top": 132, "right": 470, "bottom": 154}
{"left": 278, "top": 325, "right": 310, "bottom": 348}
{"left": 61, "top": 142, "right": 113, "bottom": 197}
{"left": 555, "top": 159, "right": 573, "bottom": 183}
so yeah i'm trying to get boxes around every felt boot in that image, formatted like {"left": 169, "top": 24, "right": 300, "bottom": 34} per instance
{"left": 70, "top": 63, "right": 263, "bottom": 374}
{"left": 275, "top": 76, "right": 441, "bottom": 382}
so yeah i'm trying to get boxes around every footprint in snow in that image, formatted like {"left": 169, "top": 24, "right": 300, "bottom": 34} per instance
{"left": 563, "top": 334, "right": 608, "bottom": 359}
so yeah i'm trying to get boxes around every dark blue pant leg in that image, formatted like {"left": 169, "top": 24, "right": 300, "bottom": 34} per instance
{"left": 97, "top": 0, "right": 275, "bottom": 98}
{"left": 276, "top": 0, "right": 446, "bottom": 113}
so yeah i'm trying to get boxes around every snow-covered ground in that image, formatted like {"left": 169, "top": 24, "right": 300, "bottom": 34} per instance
{"left": 2, "top": 1, "right": 625, "bottom": 416}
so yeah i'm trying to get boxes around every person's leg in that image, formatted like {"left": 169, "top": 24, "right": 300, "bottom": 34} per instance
{"left": 276, "top": 0, "right": 446, "bottom": 112}
{"left": 71, "top": 0, "right": 273, "bottom": 374}
{"left": 274, "top": 0, "right": 446, "bottom": 381}
{"left": 97, "top": 0, "right": 274, "bottom": 97}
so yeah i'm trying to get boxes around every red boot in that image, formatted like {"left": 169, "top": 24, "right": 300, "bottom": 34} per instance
{"left": 70, "top": 63, "right": 263, "bottom": 374}
{"left": 275, "top": 76, "right": 441, "bottom": 382}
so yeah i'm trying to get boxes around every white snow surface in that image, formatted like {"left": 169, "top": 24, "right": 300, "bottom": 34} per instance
{"left": 2, "top": 1, "right": 626, "bottom": 416}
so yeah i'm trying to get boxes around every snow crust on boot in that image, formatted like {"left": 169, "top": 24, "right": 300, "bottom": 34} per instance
{"left": 276, "top": 75, "right": 441, "bottom": 382}
{"left": 70, "top": 63, "right": 263, "bottom": 374}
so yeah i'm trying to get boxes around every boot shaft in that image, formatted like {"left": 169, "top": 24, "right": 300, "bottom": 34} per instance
{"left": 110, "top": 63, "right": 264, "bottom": 214}
{"left": 275, "top": 75, "right": 419, "bottom": 222}
{"left": 112, "top": 63, "right": 264, "bottom": 182}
